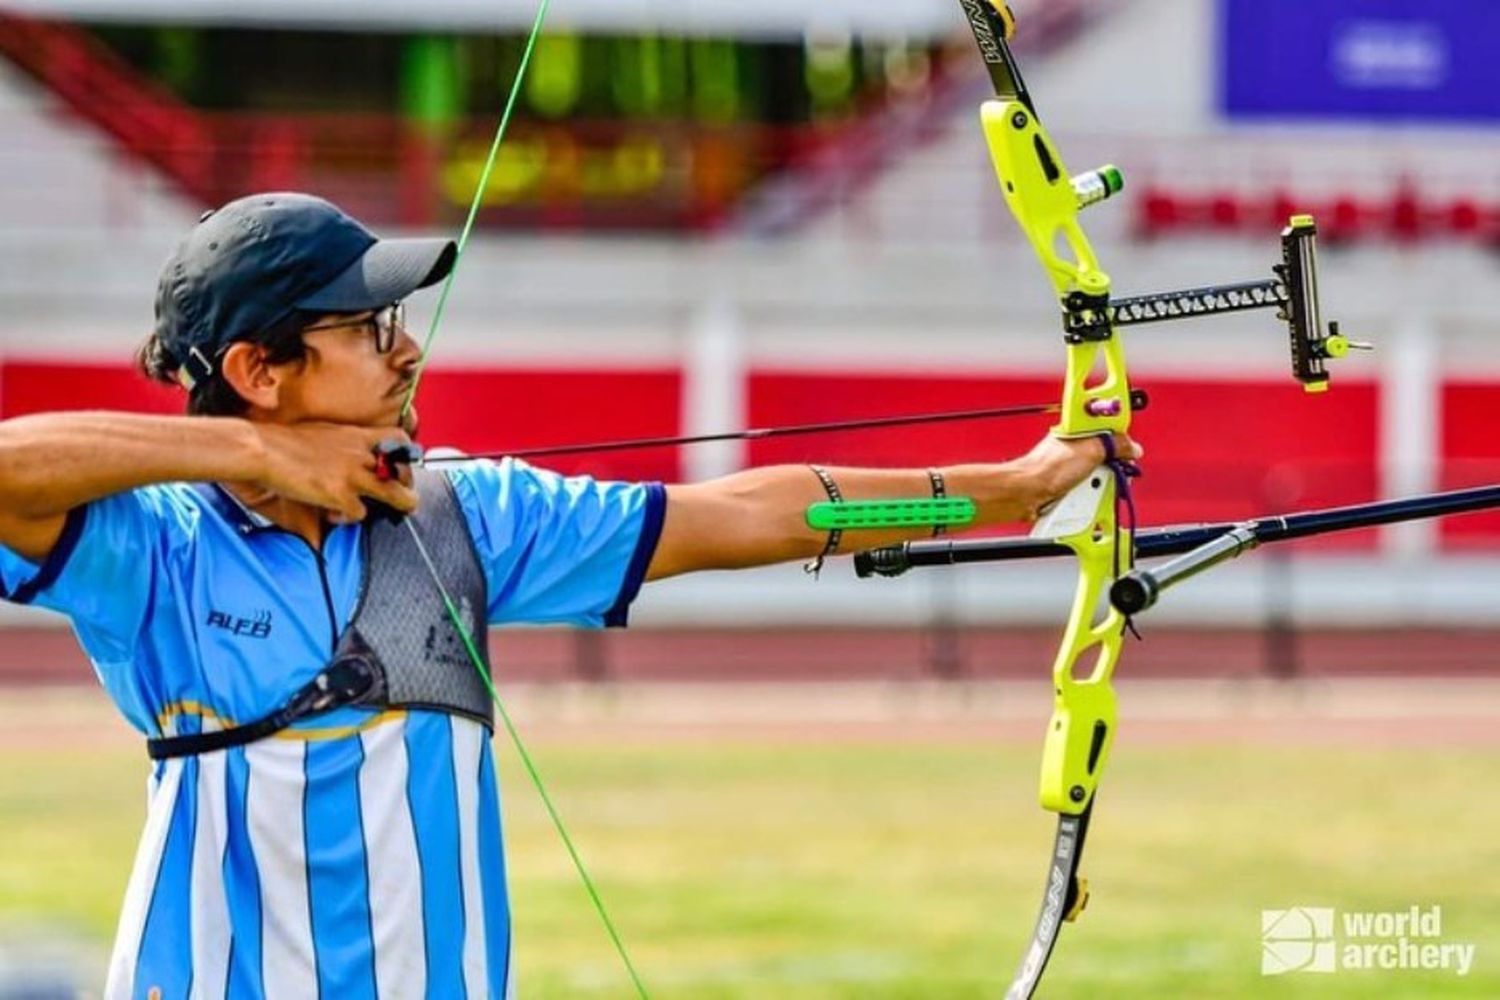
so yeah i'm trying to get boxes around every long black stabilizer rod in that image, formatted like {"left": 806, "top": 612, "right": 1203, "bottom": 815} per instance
{"left": 854, "top": 482, "right": 1500, "bottom": 582}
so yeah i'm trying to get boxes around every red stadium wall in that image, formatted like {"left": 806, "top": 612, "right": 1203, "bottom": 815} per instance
{"left": 1441, "top": 383, "right": 1500, "bottom": 543}
{"left": 748, "top": 372, "right": 1382, "bottom": 545}
{"left": 3, "top": 359, "right": 1496, "bottom": 550}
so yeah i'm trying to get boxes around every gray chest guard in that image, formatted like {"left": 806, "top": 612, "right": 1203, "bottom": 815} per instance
{"left": 148, "top": 468, "right": 494, "bottom": 760}
{"left": 330, "top": 467, "right": 496, "bottom": 727}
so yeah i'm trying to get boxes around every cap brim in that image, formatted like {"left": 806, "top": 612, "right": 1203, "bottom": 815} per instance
{"left": 296, "top": 237, "right": 457, "bottom": 313}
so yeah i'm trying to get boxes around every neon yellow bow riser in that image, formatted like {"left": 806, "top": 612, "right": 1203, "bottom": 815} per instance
{"left": 979, "top": 97, "right": 1128, "bottom": 815}
{"left": 979, "top": 100, "right": 1130, "bottom": 442}
{"left": 1037, "top": 529, "right": 1125, "bottom": 814}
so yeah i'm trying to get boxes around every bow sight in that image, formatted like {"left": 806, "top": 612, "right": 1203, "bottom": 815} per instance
{"left": 1062, "top": 215, "right": 1371, "bottom": 391}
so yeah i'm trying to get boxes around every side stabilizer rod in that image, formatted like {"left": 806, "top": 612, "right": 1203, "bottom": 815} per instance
{"left": 855, "top": 483, "right": 1500, "bottom": 582}
{"left": 1109, "top": 482, "right": 1500, "bottom": 615}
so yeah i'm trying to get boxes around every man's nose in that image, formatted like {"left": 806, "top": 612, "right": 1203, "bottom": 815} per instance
{"left": 392, "top": 327, "right": 423, "bottom": 365}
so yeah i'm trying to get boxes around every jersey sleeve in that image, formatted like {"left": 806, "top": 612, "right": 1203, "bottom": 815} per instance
{"left": 0, "top": 487, "right": 190, "bottom": 664}
{"left": 446, "top": 459, "right": 666, "bottom": 628}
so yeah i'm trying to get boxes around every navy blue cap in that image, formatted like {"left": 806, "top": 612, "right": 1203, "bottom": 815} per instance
{"left": 154, "top": 193, "right": 457, "bottom": 386}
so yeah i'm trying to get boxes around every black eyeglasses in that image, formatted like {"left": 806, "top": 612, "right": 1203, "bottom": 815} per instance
{"left": 303, "top": 302, "right": 406, "bottom": 354}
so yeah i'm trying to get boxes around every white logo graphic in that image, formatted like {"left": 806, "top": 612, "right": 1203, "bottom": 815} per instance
{"left": 1261, "top": 905, "right": 1476, "bottom": 977}
{"left": 1332, "top": 21, "right": 1450, "bottom": 91}
{"left": 1262, "top": 908, "right": 1336, "bottom": 975}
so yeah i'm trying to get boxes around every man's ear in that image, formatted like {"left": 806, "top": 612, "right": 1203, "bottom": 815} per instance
{"left": 219, "top": 341, "right": 283, "bottom": 410}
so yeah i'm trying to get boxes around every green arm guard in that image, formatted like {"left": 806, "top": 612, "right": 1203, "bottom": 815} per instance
{"left": 806, "top": 498, "right": 977, "bottom": 531}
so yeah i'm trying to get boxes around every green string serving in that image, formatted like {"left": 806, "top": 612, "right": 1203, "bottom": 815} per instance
{"left": 400, "top": 0, "right": 552, "bottom": 422}
{"left": 403, "top": 522, "right": 652, "bottom": 999}
{"left": 394, "top": 3, "right": 653, "bottom": 996}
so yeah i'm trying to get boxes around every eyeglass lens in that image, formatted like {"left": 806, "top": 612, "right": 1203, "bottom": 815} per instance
{"left": 375, "top": 303, "right": 404, "bottom": 353}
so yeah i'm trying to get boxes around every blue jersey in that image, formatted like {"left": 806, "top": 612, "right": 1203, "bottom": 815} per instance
{"left": 0, "top": 458, "right": 665, "bottom": 1000}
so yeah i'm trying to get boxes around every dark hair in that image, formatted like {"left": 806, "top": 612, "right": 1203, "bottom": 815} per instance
{"left": 136, "top": 312, "right": 312, "bottom": 416}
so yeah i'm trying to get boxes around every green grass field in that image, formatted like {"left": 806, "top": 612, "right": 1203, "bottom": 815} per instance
{"left": 1, "top": 685, "right": 1497, "bottom": 998}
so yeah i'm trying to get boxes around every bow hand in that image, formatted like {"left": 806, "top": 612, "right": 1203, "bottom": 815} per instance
{"left": 1008, "top": 433, "right": 1142, "bottom": 524}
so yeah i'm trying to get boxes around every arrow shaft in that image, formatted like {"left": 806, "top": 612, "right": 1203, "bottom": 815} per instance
{"left": 423, "top": 401, "right": 1061, "bottom": 463}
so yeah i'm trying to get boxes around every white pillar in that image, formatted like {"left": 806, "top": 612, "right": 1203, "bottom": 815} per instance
{"left": 682, "top": 290, "right": 746, "bottom": 482}
{"left": 1379, "top": 314, "right": 1439, "bottom": 559}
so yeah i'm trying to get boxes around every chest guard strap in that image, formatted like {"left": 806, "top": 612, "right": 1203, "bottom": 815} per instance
{"left": 148, "top": 469, "right": 495, "bottom": 760}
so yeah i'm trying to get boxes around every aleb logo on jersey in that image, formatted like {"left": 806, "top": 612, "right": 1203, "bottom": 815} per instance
{"left": 206, "top": 608, "right": 274, "bottom": 639}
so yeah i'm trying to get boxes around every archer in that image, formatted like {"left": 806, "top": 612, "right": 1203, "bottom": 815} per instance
{"left": 0, "top": 192, "right": 1139, "bottom": 998}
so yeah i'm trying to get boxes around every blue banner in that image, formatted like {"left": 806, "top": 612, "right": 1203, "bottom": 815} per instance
{"left": 1220, "top": 0, "right": 1500, "bottom": 123}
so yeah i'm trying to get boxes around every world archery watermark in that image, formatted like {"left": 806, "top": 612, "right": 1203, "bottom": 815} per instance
{"left": 1261, "top": 906, "right": 1476, "bottom": 977}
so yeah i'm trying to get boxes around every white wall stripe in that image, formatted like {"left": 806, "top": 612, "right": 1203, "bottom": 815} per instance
{"left": 452, "top": 721, "right": 488, "bottom": 999}
{"left": 244, "top": 740, "right": 317, "bottom": 998}
{"left": 189, "top": 749, "right": 232, "bottom": 999}
{"left": 104, "top": 759, "right": 185, "bottom": 1000}
{"left": 1380, "top": 313, "right": 1440, "bottom": 558}
{"left": 358, "top": 717, "right": 427, "bottom": 999}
